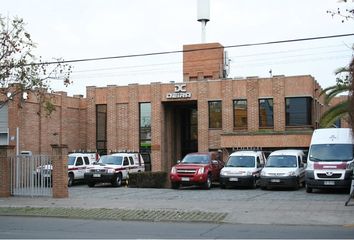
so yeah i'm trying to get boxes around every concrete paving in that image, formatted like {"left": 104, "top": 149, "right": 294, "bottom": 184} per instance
{"left": 0, "top": 185, "right": 354, "bottom": 226}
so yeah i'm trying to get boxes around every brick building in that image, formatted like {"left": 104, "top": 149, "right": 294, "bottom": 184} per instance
{"left": 2, "top": 42, "right": 345, "bottom": 173}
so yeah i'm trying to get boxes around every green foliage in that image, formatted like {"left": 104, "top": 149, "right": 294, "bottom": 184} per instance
{"left": 128, "top": 171, "right": 167, "bottom": 188}
{"left": 0, "top": 15, "right": 72, "bottom": 112}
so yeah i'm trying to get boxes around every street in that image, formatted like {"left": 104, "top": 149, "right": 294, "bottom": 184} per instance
{"left": 1, "top": 216, "right": 354, "bottom": 239}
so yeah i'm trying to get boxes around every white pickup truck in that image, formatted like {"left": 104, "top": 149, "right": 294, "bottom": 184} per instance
{"left": 67, "top": 152, "right": 99, "bottom": 187}
{"left": 84, "top": 152, "right": 145, "bottom": 187}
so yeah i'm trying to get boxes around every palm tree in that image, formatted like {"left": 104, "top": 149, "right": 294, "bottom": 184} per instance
{"left": 319, "top": 65, "right": 352, "bottom": 128}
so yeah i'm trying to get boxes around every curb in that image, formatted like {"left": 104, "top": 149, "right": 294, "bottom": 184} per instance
{"left": 0, "top": 207, "right": 227, "bottom": 223}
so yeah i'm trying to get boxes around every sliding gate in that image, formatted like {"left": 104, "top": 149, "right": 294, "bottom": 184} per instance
{"left": 10, "top": 155, "right": 52, "bottom": 197}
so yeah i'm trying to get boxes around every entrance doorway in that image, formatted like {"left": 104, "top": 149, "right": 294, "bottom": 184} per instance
{"left": 163, "top": 101, "right": 198, "bottom": 169}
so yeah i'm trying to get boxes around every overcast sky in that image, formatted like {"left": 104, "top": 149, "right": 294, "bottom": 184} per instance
{"left": 1, "top": 0, "right": 354, "bottom": 96}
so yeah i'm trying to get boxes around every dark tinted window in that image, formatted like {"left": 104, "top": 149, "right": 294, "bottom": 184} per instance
{"left": 76, "top": 157, "right": 83, "bottom": 166}
{"left": 84, "top": 157, "right": 90, "bottom": 165}
{"left": 286, "top": 97, "right": 312, "bottom": 126}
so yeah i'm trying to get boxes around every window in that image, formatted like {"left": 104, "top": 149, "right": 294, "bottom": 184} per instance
{"left": 76, "top": 157, "right": 83, "bottom": 166}
{"left": 123, "top": 157, "right": 129, "bottom": 166}
{"left": 140, "top": 103, "right": 151, "bottom": 151}
{"left": 233, "top": 100, "right": 247, "bottom": 129}
{"left": 129, "top": 157, "right": 134, "bottom": 165}
{"left": 96, "top": 105, "right": 107, "bottom": 155}
{"left": 84, "top": 157, "right": 90, "bottom": 165}
{"left": 286, "top": 97, "right": 312, "bottom": 126}
{"left": 209, "top": 101, "right": 222, "bottom": 129}
{"left": 259, "top": 99, "right": 273, "bottom": 128}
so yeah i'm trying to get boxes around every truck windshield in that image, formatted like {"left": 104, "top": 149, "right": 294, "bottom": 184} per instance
{"left": 182, "top": 155, "right": 209, "bottom": 164}
{"left": 99, "top": 155, "right": 123, "bottom": 165}
{"left": 67, "top": 156, "right": 76, "bottom": 165}
{"left": 226, "top": 156, "right": 255, "bottom": 167}
{"left": 265, "top": 155, "right": 297, "bottom": 168}
{"left": 309, "top": 144, "right": 354, "bottom": 162}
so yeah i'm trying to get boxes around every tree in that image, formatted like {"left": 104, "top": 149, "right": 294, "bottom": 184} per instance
{"left": 0, "top": 15, "right": 71, "bottom": 112}
{"left": 320, "top": 1, "right": 354, "bottom": 128}
{"left": 319, "top": 71, "right": 351, "bottom": 128}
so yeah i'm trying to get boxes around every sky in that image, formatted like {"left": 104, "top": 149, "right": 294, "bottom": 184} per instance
{"left": 1, "top": 0, "right": 354, "bottom": 96}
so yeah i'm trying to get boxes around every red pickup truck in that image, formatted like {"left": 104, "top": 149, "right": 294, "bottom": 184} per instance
{"left": 170, "top": 152, "right": 224, "bottom": 189}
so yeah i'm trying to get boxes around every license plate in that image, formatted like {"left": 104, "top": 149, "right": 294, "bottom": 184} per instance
{"left": 271, "top": 179, "right": 280, "bottom": 183}
{"left": 181, "top": 177, "right": 189, "bottom": 181}
{"left": 229, "top": 178, "right": 238, "bottom": 181}
{"left": 93, "top": 174, "right": 101, "bottom": 178}
{"left": 324, "top": 181, "right": 335, "bottom": 186}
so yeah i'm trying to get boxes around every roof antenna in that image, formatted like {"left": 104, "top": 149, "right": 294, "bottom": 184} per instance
{"left": 197, "top": 0, "right": 210, "bottom": 43}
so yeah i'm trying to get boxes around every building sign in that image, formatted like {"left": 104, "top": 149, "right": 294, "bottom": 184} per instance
{"left": 166, "top": 84, "right": 192, "bottom": 99}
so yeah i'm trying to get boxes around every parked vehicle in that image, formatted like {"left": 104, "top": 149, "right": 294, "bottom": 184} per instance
{"left": 220, "top": 151, "right": 266, "bottom": 189}
{"left": 260, "top": 149, "right": 305, "bottom": 190}
{"left": 169, "top": 152, "right": 224, "bottom": 190}
{"left": 34, "top": 152, "right": 100, "bottom": 187}
{"left": 67, "top": 152, "right": 100, "bottom": 187}
{"left": 84, "top": 152, "right": 145, "bottom": 187}
{"left": 305, "top": 128, "right": 354, "bottom": 193}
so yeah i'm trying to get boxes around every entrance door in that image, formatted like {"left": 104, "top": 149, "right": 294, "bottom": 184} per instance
{"left": 180, "top": 107, "right": 198, "bottom": 157}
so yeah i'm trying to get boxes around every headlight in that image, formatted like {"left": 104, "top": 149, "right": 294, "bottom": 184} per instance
{"left": 346, "top": 162, "right": 354, "bottom": 170}
{"left": 260, "top": 171, "right": 267, "bottom": 176}
{"left": 197, "top": 167, "right": 205, "bottom": 174}
{"left": 107, "top": 169, "right": 115, "bottom": 174}
{"left": 85, "top": 168, "right": 91, "bottom": 173}
{"left": 220, "top": 170, "right": 227, "bottom": 176}
{"left": 287, "top": 171, "right": 296, "bottom": 176}
{"left": 171, "top": 167, "right": 176, "bottom": 174}
{"left": 246, "top": 171, "right": 253, "bottom": 176}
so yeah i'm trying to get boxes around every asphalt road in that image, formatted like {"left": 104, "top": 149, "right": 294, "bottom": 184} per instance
{"left": 1, "top": 216, "right": 354, "bottom": 239}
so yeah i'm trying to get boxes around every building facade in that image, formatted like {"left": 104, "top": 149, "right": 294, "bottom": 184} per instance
{"left": 2, "top": 42, "right": 346, "bottom": 173}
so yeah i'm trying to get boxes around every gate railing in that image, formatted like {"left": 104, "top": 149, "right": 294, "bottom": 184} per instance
{"left": 10, "top": 155, "right": 52, "bottom": 197}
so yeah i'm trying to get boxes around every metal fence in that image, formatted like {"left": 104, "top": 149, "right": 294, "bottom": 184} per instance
{"left": 10, "top": 155, "right": 52, "bottom": 197}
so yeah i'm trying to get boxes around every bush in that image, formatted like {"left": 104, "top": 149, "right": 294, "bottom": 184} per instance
{"left": 128, "top": 171, "right": 167, "bottom": 188}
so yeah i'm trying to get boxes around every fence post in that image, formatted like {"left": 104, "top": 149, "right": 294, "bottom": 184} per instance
{"left": 51, "top": 144, "right": 68, "bottom": 198}
{"left": 0, "top": 145, "right": 15, "bottom": 197}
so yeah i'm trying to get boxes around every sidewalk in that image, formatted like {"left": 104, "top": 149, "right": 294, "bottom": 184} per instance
{"left": 0, "top": 186, "right": 353, "bottom": 226}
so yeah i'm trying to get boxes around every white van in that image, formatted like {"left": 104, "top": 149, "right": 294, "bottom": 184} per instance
{"left": 220, "top": 151, "right": 266, "bottom": 188}
{"left": 305, "top": 128, "right": 354, "bottom": 193}
{"left": 260, "top": 149, "right": 305, "bottom": 190}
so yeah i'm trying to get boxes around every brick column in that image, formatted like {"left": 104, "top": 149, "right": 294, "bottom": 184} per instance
{"left": 86, "top": 86, "right": 97, "bottom": 151}
{"left": 0, "top": 146, "right": 15, "bottom": 197}
{"left": 51, "top": 144, "right": 68, "bottom": 198}
{"left": 247, "top": 79, "right": 259, "bottom": 132}
{"left": 222, "top": 80, "right": 233, "bottom": 133}
{"left": 107, "top": 85, "right": 117, "bottom": 152}
{"left": 273, "top": 77, "right": 285, "bottom": 131}
{"left": 198, "top": 81, "right": 209, "bottom": 152}
{"left": 128, "top": 84, "right": 140, "bottom": 152}
{"left": 151, "top": 82, "right": 162, "bottom": 171}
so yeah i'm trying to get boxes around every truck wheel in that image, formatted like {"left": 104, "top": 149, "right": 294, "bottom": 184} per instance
{"left": 171, "top": 182, "right": 180, "bottom": 189}
{"left": 88, "top": 182, "right": 95, "bottom": 188}
{"left": 112, "top": 173, "right": 122, "bottom": 187}
{"left": 203, "top": 175, "right": 212, "bottom": 190}
{"left": 68, "top": 173, "right": 74, "bottom": 187}
{"left": 305, "top": 184, "right": 313, "bottom": 193}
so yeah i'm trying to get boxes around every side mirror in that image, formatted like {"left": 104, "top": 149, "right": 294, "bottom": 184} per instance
{"left": 212, "top": 160, "right": 218, "bottom": 165}
{"left": 302, "top": 158, "right": 307, "bottom": 163}
{"left": 177, "top": 160, "right": 181, "bottom": 164}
